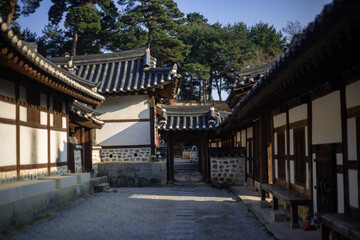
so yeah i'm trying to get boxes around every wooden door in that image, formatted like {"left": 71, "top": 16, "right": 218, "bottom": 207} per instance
{"left": 315, "top": 144, "right": 337, "bottom": 213}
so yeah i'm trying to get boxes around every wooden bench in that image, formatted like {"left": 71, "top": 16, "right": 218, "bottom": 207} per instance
{"left": 318, "top": 213, "right": 360, "bottom": 240}
{"left": 261, "top": 183, "right": 312, "bottom": 228}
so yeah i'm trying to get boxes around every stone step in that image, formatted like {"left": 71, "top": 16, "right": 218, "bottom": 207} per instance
{"left": 94, "top": 183, "right": 110, "bottom": 192}
{"left": 104, "top": 188, "right": 117, "bottom": 193}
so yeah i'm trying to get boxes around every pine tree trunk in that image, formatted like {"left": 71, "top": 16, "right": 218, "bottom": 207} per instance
{"left": 6, "top": 0, "right": 16, "bottom": 27}
{"left": 71, "top": 28, "right": 78, "bottom": 57}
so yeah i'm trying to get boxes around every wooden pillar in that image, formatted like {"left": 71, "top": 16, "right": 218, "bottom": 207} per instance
{"left": 150, "top": 95, "right": 155, "bottom": 158}
{"left": 167, "top": 133, "right": 174, "bottom": 183}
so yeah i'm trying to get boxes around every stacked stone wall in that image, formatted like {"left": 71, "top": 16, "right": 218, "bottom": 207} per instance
{"left": 101, "top": 147, "right": 151, "bottom": 162}
{"left": 210, "top": 156, "right": 245, "bottom": 185}
{"left": 98, "top": 162, "right": 167, "bottom": 187}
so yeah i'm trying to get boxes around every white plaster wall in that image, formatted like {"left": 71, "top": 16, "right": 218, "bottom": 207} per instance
{"left": 290, "top": 129, "right": 294, "bottom": 155}
{"left": 312, "top": 91, "right": 342, "bottom": 144}
{"left": 40, "top": 111, "right": 47, "bottom": 125}
{"left": 306, "top": 162, "right": 309, "bottom": 189}
{"left": 336, "top": 153, "right": 343, "bottom": 165}
{"left": 62, "top": 116, "right": 67, "bottom": 129}
{"left": 97, "top": 121, "right": 150, "bottom": 146}
{"left": 289, "top": 104, "right": 307, "bottom": 123}
{"left": 20, "top": 126, "right": 48, "bottom": 165}
{"left": 290, "top": 160, "right": 294, "bottom": 184}
{"left": 305, "top": 126, "right": 308, "bottom": 156}
{"left": 274, "top": 132, "right": 277, "bottom": 155}
{"left": 347, "top": 118, "right": 357, "bottom": 160}
{"left": 273, "top": 113, "right": 286, "bottom": 128}
{"left": 210, "top": 143, "right": 216, "bottom": 147}
{"left": 246, "top": 127, "right": 253, "bottom": 139}
{"left": 50, "top": 114, "right": 54, "bottom": 127}
{"left": 50, "top": 130, "right": 67, "bottom": 163}
{"left": 97, "top": 95, "right": 150, "bottom": 120}
{"left": 0, "top": 101, "right": 16, "bottom": 119}
{"left": 337, "top": 173, "right": 344, "bottom": 213}
{"left": 0, "top": 123, "right": 16, "bottom": 167}
{"left": 275, "top": 159, "right": 278, "bottom": 179}
{"left": 241, "top": 130, "right": 246, "bottom": 147}
{"left": 345, "top": 80, "right": 360, "bottom": 109}
{"left": 0, "top": 78, "right": 15, "bottom": 99}
{"left": 312, "top": 153, "right": 317, "bottom": 213}
{"left": 285, "top": 160, "right": 289, "bottom": 182}
{"left": 19, "top": 106, "right": 27, "bottom": 122}
{"left": 348, "top": 169, "right": 358, "bottom": 208}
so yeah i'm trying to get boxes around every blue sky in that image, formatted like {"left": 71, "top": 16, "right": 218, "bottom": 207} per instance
{"left": 17, "top": 0, "right": 332, "bottom": 100}
{"left": 18, "top": 0, "right": 332, "bottom": 37}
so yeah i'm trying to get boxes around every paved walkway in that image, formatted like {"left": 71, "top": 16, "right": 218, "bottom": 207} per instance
{"left": 4, "top": 186, "right": 274, "bottom": 240}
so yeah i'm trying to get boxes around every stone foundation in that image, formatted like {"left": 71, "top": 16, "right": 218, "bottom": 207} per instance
{"left": 101, "top": 147, "right": 151, "bottom": 162}
{"left": 210, "top": 156, "right": 245, "bottom": 185}
{"left": 20, "top": 168, "right": 48, "bottom": 181}
{"left": 98, "top": 162, "right": 167, "bottom": 187}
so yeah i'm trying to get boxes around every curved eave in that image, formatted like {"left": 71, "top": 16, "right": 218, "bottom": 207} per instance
{"left": 0, "top": 18, "right": 104, "bottom": 106}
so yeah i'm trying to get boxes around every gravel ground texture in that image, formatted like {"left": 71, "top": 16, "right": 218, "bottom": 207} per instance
{"left": 3, "top": 185, "right": 275, "bottom": 240}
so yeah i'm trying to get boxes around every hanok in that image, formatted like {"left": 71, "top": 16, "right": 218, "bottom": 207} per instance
{"left": 217, "top": 0, "right": 360, "bottom": 238}
{"left": 50, "top": 48, "right": 180, "bottom": 163}
{"left": 0, "top": 18, "right": 104, "bottom": 184}
{"left": 157, "top": 104, "right": 229, "bottom": 182}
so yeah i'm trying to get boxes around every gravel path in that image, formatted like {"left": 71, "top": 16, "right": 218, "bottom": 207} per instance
{"left": 4, "top": 185, "right": 274, "bottom": 240}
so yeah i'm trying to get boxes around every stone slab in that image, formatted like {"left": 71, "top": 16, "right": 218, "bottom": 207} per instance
{"left": 66, "top": 173, "right": 91, "bottom": 184}
{"left": 270, "top": 210, "right": 287, "bottom": 222}
{"left": 94, "top": 183, "right": 109, "bottom": 192}
{"left": 38, "top": 176, "right": 77, "bottom": 189}
{"left": 0, "top": 180, "right": 56, "bottom": 206}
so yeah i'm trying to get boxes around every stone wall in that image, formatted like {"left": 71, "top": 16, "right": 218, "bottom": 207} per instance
{"left": 101, "top": 147, "right": 151, "bottom": 162}
{"left": 98, "top": 162, "right": 167, "bottom": 187}
{"left": 92, "top": 145, "right": 102, "bottom": 176}
{"left": 74, "top": 145, "right": 82, "bottom": 173}
{"left": 210, "top": 156, "right": 245, "bottom": 185}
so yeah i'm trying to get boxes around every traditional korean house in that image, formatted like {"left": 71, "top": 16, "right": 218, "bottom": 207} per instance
{"left": 0, "top": 18, "right": 105, "bottom": 184}
{"left": 216, "top": 0, "right": 360, "bottom": 237}
{"left": 51, "top": 48, "right": 181, "bottom": 163}
{"left": 157, "top": 104, "right": 229, "bottom": 182}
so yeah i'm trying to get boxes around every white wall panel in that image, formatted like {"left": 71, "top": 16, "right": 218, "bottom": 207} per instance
{"left": 40, "top": 111, "right": 47, "bottom": 125}
{"left": 97, "top": 121, "right": 150, "bottom": 146}
{"left": 0, "top": 78, "right": 15, "bottom": 99}
{"left": 289, "top": 104, "right": 307, "bottom": 123}
{"left": 306, "top": 162, "right": 309, "bottom": 189}
{"left": 285, "top": 160, "right": 289, "bottom": 182}
{"left": 337, "top": 173, "right": 344, "bottom": 213}
{"left": 312, "top": 91, "right": 342, "bottom": 144}
{"left": 290, "top": 129, "right": 294, "bottom": 155}
{"left": 19, "top": 106, "right": 27, "bottom": 122}
{"left": 273, "top": 113, "right": 286, "bottom": 128}
{"left": 50, "top": 113, "right": 54, "bottom": 127}
{"left": 0, "top": 123, "right": 16, "bottom": 167}
{"left": 290, "top": 160, "right": 294, "bottom": 184}
{"left": 345, "top": 80, "right": 360, "bottom": 109}
{"left": 305, "top": 126, "right": 308, "bottom": 156}
{"left": 98, "top": 95, "right": 150, "bottom": 120}
{"left": 347, "top": 118, "right": 357, "bottom": 160}
{"left": 336, "top": 153, "right": 343, "bottom": 165}
{"left": 274, "top": 132, "right": 278, "bottom": 155}
{"left": 50, "top": 130, "right": 67, "bottom": 163}
{"left": 20, "top": 126, "right": 48, "bottom": 165}
{"left": 348, "top": 170, "right": 358, "bottom": 208}
{"left": 0, "top": 101, "right": 16, "bottom": 119}
{"left": 241, "top": 130, "right": 246, "bottom": 147}
{"left": 62, "top": 117, "right": 67, "bottom": 129}
{"left": 275, "top": 159, "right": 278, "bottom": 179}
{"left": 246, "top": 127, "right": 253, "bottom": 139}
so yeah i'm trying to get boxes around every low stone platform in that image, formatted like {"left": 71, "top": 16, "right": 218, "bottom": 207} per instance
{"left": 38, "top": 175, "right": 78, "bottom": 189}
{"left": 98, "top": 162, "right": 167, "bottom": 187}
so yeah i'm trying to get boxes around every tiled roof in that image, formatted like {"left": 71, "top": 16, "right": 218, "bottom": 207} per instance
{"left": 157, "top": 105, "right": 230, "bottom": 131}
{"left": 50, "top": 48, "right": 180, "bottom": 94}
{"left": 0, "top": 17, "right": 105, "bottom": 104}
{"left": 69, "top": 101, "right": 104, "bottom": 126}
{"left": 219, "top": 0, "right": 360, "bottom": 129}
